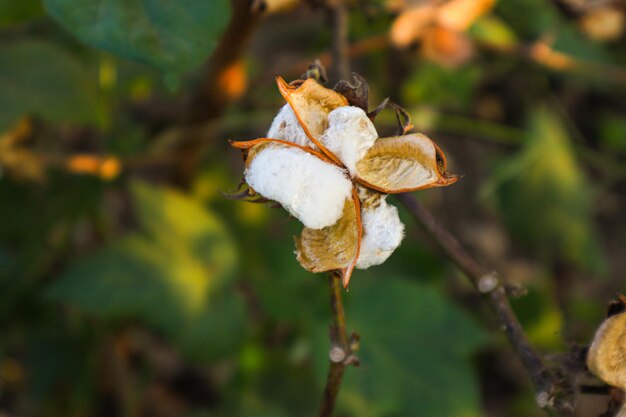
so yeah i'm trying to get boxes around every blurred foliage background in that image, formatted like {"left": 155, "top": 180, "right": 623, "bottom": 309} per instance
{"left": 0, "top": 0, "right": 625, "bottom": 416}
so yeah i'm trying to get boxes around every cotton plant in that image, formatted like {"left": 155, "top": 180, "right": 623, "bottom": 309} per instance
{"left": 231, "top": 74, "right": 457, "bottom": 288}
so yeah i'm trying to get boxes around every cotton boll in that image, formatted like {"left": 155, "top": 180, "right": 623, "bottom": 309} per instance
{"left": 245, "top": 145, "right": 352, "bottom": 229}
{"left": 320, "top": 106, "right": 378, "bottom": 176}
{"left": 356, "top": 196, "right": 405, "bottom": 269}
{"left": 267, "top": 104, "right": 315, "bottom": 148}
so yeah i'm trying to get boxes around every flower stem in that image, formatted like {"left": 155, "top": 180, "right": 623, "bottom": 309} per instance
{"left": 319, "top": 273, "right": 352, "bottom": 417}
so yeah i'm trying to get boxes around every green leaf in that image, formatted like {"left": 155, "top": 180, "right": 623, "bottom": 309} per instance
{"left": 510, "top": 284, "right": 564, "bottom": 350}
{"left": 0, "top": 40, "right": 99, "bottom": 131}
{"left": 43, "top": 0, "right": 230, "bottom": 80}
{"left": 0, "top": 0, "right": 43, "bottom": 27}
{"left": 402, "top": 62, "right": 482, "bottom": 111}
{"left": 316, "top": 277, "right": 486, "bottom": 417}
{"left": 469, "top": 16, "right": 518, "bottom": 49}
{"left": 130, "top": 180, "right": 237, "bottom": 281}
{"left": 599, "top": 112, "right": 626, "bottom": 154}
{"left": 486, "top": 108, "right": 606, "bottom": 272}
{"left": 47, "top": 182, "right": 243, "bottom": 361}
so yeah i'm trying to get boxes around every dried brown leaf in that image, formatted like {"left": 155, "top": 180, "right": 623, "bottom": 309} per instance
{"left": 334, "top": 73, "right": 369, "bottom": 111}
{"left": 354, "top": 133, "right": 458, "bottom": 193}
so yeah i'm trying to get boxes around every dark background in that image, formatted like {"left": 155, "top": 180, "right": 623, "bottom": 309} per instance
{"left": 0, "top": 0, "right": 625, "bottom": 416}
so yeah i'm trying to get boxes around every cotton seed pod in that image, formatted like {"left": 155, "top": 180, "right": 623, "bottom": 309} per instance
{"left": 355, "top": 189, "right": 404, "bottom": 269}
{"left": 244, "top": 143, "right": 352, "bottom": 229}
{"left": 296, "top": 190, "right": 361, "bottom": 279}
{"left": 587, "top": 295, "right": 626, "bottom": 392}
{"left": 320, "top": 106, "right": 378, "bottom": 176}
{"left": 232, "top": 73, "right": 459, "bottom": 288}
{"left": 275, "top": 76, "right": 348, "bottom": 163}
{"left": 354, "top": 133, "right": 458, "bottom": 193}
{"left": 267, "top": 104, "right": 314, "bottom": 148}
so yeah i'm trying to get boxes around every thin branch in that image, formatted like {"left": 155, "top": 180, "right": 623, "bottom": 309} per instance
{"left": 183, "top": 0, "right": 261, "bottom": 124}
{"left": 173, "top": 0, "right": 262, "bottom": 185}
{"left": 327, "top": 0, "right": 350, "bottom": 82}
{"left": 319, "top": 273, "right": 357, "bottom": 417}
{"left": 395, "top": 193, "right": 576, "bottom": 417}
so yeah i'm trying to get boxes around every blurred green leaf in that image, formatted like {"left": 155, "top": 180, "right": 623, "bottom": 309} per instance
{"left": 510, "top": 285, "right": 564, "bottom": 350}
{"left": 47, "top": 181, "right": 243, "bottom": 360}
{"left": 0, "top": 40, "right": 99, "bottom": 131}
{"left": 316, "top": 277, "right": 486, "bottom": 417}
{"left": 553, "top": 24, "right": 612, "bottom": 63}
{"left": 0, "top": 0, "right": 43, "bottom": 27}
{"left": 485, "top": 107, "right": 606, "bottom": 272}
{"left": 403, "top": 62, "right": 481, "bottom": 111}
{"left": 249, "top": 234, "right": 329, "bottom": 323}
{"left": 43, "top": 0, "right": 230, "bottom": 81}
{"left": 599, "top": 112, "right": 626, "bottom": 154}
{"left": 495, "top": 0, "right": 559, "bottom": 39}
{"left": 469, "top": 16, "right": 518, "bottom": 48}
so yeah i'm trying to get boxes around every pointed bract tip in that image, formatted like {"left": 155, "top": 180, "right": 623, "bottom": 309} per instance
{"left": 229, "top": 140, "right": 250, "bottom": 149}
{"left": 341, "top": 268, "right": 352, "bottom": 289}
{"left": 441, "top": 173, "right": 461, "bottom": 186}
{"left": 275, "top": 75, "right": 294, "bottom": 97}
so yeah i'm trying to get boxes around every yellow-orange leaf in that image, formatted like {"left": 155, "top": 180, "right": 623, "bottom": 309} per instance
{"left": 354, "top": 133, "right": 457, "bottom": 193}
{"left": 579, "top": 7, "right": 624, "bottom": 42}
{"left": 390, "top": 5, "right": 437, "bottom": 48}
{"left": 66, "top": 154, "right": 121, "bottom": 181}
{"left": 436, "top": 0, "right": 495, "bottom": 31}
{"left": 422, "top": 26, "right": 474, "bottom": 68}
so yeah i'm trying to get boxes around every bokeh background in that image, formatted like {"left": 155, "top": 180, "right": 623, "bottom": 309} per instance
{"left": 1, "top": 0, "right": 626, "bottom": 416}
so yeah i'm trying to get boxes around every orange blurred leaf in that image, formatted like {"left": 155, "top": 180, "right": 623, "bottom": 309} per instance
{"left": 436, "top": 0, "right": 495, "bottom": 31}
{"left": 390, "top": 5, "right": 437, "bottom": 48}
{"left": 66, "top": 154, "right": 121, "bottom": 181}
{"left": 422, "top": 25, "right": 474, "bottom": 67}
{"left": 579, "top": 7, "right": 624, "bottom": 41}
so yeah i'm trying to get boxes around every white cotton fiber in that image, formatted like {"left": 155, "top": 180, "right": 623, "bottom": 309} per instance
{"left": 266, "top": 104, "right": 315, "bottom": 148}
{"left": 245, "top": 145, "right": 352, "bottom": 229}
{"left": 320, "top": 106, "right": 378, "bottom": 176}
{"left": 356, "top": 197, "right": 405, "bottom": 269}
